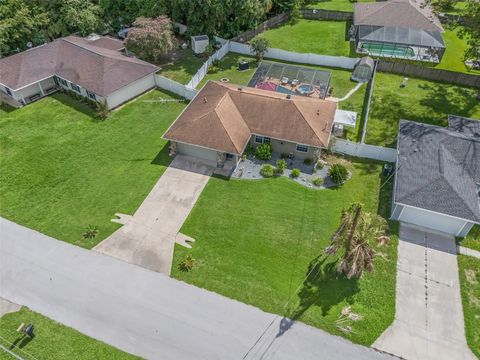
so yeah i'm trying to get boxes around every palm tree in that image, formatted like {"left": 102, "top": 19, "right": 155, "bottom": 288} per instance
{"left": 325, "top": 202, "right": 389, "bottom": 279}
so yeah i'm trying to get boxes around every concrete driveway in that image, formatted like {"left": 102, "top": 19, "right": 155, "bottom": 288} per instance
{"left": 0, "top": 218, "right": 396, "bottom": 360}
{"left": 94, "top": 155, "right": 212, "bottom": 275}
{"left": 373, "top": 223, "right": 476, "bottom": 360}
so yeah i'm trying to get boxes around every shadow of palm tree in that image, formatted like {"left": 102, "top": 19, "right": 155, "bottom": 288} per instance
{"left": 285, "top": 255, "right": 360, "bottom": 325}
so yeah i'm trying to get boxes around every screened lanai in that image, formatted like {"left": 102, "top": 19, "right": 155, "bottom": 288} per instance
{"left": 355, "top": 25, "right": 445, "bottom": 62}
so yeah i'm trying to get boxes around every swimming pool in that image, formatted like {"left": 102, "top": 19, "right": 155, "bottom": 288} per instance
{"left": 276, "top": 85, "right": 295, "bottom": 95}
{"left": 361, "top": 43, "right": 415, "bottom": 58}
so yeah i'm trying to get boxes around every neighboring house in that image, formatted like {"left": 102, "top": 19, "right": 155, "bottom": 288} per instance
{"left": 352, "top": 0, "right": 445, "bottom": 62}
{"left": 0, "top": 34, "right": 158, "bottom": 110}
{"left": 391, "top": 118, "right": 480, "bottom": 237}
{"left": 163, "top": 81, "right": 337, "bottom": 169}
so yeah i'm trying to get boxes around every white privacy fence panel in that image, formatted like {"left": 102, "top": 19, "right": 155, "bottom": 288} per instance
{"left": 155, "top": 75, "right": 197, "bottom": 100}
{"left": 187, "top": 42, "right": 231, "bottom": 89}
{"left": 229, "top": 41, "right": 359, "bottom": 69}
{"left": 334, "top": 139, "right": 397, "bottom": 162}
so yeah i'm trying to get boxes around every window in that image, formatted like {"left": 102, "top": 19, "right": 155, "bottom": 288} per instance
{"left": 5, "top": 87, "right": 12, "bottom": 96}
{"left": 255, "top": 135, "right": 263, "bottom": 143}
{"left": 263, "top": 137, "right": 271, "bottom": 144}
{"left": 296, "top": 144, "right": 308, "bottom": 153}
{"left": 70, "top": 83, "right": 81, "bottom": 93}
{"left": 86, "top": 90, "right": 96, "bottom": 100}
{"left": 58, "top": 78, "right": 67, "bottom": 87}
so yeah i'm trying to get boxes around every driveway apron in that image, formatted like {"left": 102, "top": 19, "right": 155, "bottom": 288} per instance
{"left": 94, "top": 155, "right": 212, "bottom": 275}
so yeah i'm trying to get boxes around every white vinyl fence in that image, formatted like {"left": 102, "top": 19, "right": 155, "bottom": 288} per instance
{"left": 229, "top": 41, "right": 359, "bottom": 69}
{"left": 155, "top": 75, "right": 197, "bottom": 100}
{"left": 186, "top": 42, "right": 230, "bottom": 89}
{"left": 333, "top": 139, "right": 397, "bottom": 162}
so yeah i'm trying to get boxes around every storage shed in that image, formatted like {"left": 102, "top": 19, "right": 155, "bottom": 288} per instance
{"left": 191, "top": 35, "right": 209, "bottom": 54}
{"left": 351, "top": 56, "right": 374, "bottom": 83}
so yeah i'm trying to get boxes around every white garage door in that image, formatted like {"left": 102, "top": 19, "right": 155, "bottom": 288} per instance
{"left": 398, "top": 205, "right": 467, "bottom": 235}
{"left": 176, "top": 143, "right": 218, "bottom": 162}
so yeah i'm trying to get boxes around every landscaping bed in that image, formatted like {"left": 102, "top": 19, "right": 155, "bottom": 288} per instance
{"left": 365, "top": 72, "right": 480, "bottom": 147}
{"left": 0, "top": 90, "right": 185, "bottom": 248}
{"left": 458, "top": 255, "right": 480, "bottom": 358}
{"left": 0, "top": 307, "right": 139, "bottom": 359}
{"left": 172, "top": 158, "right": 398, "bottom": 346}
{"left": 256, "top": 19, "right": 351, "bottom": 57}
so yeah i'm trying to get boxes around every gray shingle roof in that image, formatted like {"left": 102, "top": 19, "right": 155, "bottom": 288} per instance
{"left": 396, "top": 120, "right": 480, "bottom": 223}
{"left": 448, "top": 115, "right": 480, "bottom": 138}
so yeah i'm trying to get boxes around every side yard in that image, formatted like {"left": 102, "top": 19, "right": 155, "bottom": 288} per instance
{"left": 365, "top": 72, "right": 480, "bottom": 147}
{"left": 0, "top": 307, "right": 139, "bottom": 359}
{"left": 462, "top": 226, "right": 480, "bottom": 252}
{"left": 0, "top": 90, "right": 185, "bottom": 248}
{"left": 172, "top": 158, "right": 398, "bottom": 346}
{"left": 458, "top": 255, "right": 480, "bottom": 358}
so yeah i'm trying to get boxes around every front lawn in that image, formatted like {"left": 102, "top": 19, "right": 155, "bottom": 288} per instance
{"left": 257, "top": 19, "right": 351, "bottom": 57}
{"left": 0, "top": 307, "right": 139, "bottom": 359}
{"left": 172, "top": 158, "right": 398, "bottom": 346}
{"left": 365, "top": 73, "right": 480, "bottom": 147}
{"left": 461, "top": 226, "right": 480, "bottom": 252}
{"left": 458, "top": 255, "right": 480, "bottom": 358}
{"left": 0, "top": 90, "right": 185, "bottom": 248}
{"left": 307, "top": 0, "right": 374, "bottom": 12}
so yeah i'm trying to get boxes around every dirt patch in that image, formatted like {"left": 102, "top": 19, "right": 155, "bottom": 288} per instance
{"left": 465, "top": 268, "right": 478, "bottom": 285}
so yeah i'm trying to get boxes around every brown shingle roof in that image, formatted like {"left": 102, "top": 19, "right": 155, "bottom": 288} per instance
{"left": 0, "top": 36, "right": 158, "bottom": 96}
{"left": 354, "top": 0, "right": 443, "bottom": 32}
{"left": 163, "top": 81, "right": 337, "bottom": 154}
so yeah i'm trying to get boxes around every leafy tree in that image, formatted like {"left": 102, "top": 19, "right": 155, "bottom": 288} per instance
{"left": 459, "top": 0, "right": 480, "bottom": 64}
{"left": 60, "top": 0, "right": 103, "bottom": 36}
{"left": 0, "top": 0, "right": 49, "bottom": 55}
{"left": 325, "top": 203, "right": 389, "bottom": 279}
{"left": 249, "top": 37, "right": 270, "bottom": 63}
{"left": 328, "top": 163, "right": 348, "bottom": 184}
{"left": 125, "top": 16, "right": 176, "bottom": 63}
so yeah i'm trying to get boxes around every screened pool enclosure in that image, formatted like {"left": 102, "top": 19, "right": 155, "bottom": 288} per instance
{"left": 353, "top": 25, "right": 445, "bottom": 62}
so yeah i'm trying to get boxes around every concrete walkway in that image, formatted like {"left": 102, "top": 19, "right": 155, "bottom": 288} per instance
{"left": 373, "top": 223, "right": 476, "bottom": 360}
{"left": 0, "top": 218, "right": 396, "bottom": 360}
{"left": 94, "top": 155, "right": 212, "bottom": 275}
{"left": 0, "top": 298, "right": 20, "bottom": 317}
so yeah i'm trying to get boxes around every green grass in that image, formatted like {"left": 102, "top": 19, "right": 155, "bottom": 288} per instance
{"left": 307, "top": 0, "right": 374, "bottom": 12}
{"left": 172, "top": 158, "right": 398, "bottom": 346}
{"left": 437, "top": 27, "right": 480, "bottom": 75}
{"left": 458, "top": 255, "right": 480, "bottom": 358}
{"left": 196, "top": 53, "right": 257, "bottom": 89}
{"left": 0, "top": 90, "right": 185, "bottom": 248}
{"left": 257, "top": 19, "right": 351, "bottom": 57}
{"left": 0, "top": 307, "right": 139, "bottom": 360}
{"left": 461, "top": 226, "right": 480, "bottom": 252}
{"left": 365, "top": 72, "right": 480, "bottom": 147}
{"left": 158, "top": 49, "right": 205, "bottom": 84}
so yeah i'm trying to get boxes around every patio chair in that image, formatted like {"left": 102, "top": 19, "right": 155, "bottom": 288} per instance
{"left": 291, "top": 79, "right": 299, "bottom": 86}
{"left": 281, "top": 77, "right": 288, "bottom": 85}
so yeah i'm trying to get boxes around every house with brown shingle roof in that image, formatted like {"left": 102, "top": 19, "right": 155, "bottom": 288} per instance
{"left": 163, "top": 81, "right": 337, "bottom": 169}
{"left": 352, "top": 0, "right": 445, "bottom": 62}
{"left": 0, "top": 34, "right": 158, "bottom": 109}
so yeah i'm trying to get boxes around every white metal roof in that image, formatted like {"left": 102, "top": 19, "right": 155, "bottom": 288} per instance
{"left": 334, "top": 110, "right": 357, "bottom": 128}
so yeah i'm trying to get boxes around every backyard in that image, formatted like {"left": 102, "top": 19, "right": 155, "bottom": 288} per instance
{"left": 257, "top": 19, "right": 351, "bottom": 57}
{"left": 307, "top": 0, "right": 374, "bottom": 12}
{"left": 172, "top": 158, "right": 398, "bottom": 346}
{"left": 0, "top": 90, "right": 185, "bottom": 248}
{"left": 365, "top": 72, "right": 480, "bottom": 147}
{"left": 158, "top": 49, "right": 206, "bottom": 84}
{"left": 436, "top": 27, "right": 480, "bottom": 75}
{"left": 0, "top": 307, "right": 138, "bottom": 359}
{"left": 458, "top": 255, "right": 480, "bottom": 358}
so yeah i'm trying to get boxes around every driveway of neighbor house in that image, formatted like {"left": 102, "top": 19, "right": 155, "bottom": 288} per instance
{"left": 373, "top": 223, "right": 476, "bottom": 360}
{"left": 94, "top": 155, "right": 212, "bottom": 275}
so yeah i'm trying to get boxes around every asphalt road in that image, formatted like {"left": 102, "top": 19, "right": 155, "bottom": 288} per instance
{"left": 0, "top": 218, "right": 396, "bottom": 360}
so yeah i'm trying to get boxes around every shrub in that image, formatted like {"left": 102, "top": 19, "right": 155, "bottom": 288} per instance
{"left": 312, "top": 177, "right": 324, "bottom": 187}
{"left": 83, "top": 225, "right": 99, "bottom": 239}
{"left": 280, "top": 153, "right": 289, "bottom": 159}
{"left": 255, "top": 143, "right": 272, "bottom": 160}
{"left": 244, "top": 143, "right": 255, "bottom": 157}
{"left": 276, "top": 159, "right": 287, "bottom": 171}
{"left": 303, "top": 158, "right": 313, "bottom": 165}
{"left": 316, "top": 161, "right": 324, "bottom": 170}
{"left": 291, "top": 168, "right": 301, "bottom": 178}
{"left": 248, "top": 37, "right": 269, "bottom": 63}
{"left": 260, "top": 164, "right": 275, "bottom": 177}
{"left": 178, "top": 254, "right": 196, "bottom": 272}
{"left": 96, "top": 100, "right": 109, "bottom": 120}
{"left": 328, "top": 163, "right": 348, "bottom": 184}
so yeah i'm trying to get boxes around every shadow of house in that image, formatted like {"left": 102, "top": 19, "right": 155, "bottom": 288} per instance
{"left": 151, "top": 143, "right": 173, "bottom": 167}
